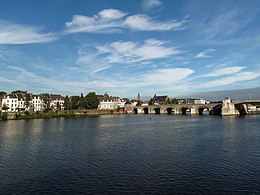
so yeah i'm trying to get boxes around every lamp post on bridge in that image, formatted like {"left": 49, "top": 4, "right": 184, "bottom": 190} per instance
{"left": 249, "top": 93, "right": 253, "bottom": 101}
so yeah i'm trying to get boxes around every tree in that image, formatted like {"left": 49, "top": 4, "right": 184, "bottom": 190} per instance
{"left": 0, "top": 91, "right": 7, "bottom": 96}
{"left": 11, "top": 90, "right": 26, "bottom": 94}
{"left": 71, "top": 96, "right": 80, "bottom": 109}
{"left": 56, "top": 102, "right": 61, "bottom": 111}
{"left": 79, "top": 93, "right": 86, "bottom": 109}
{"left": 2, "top": 104, "right": 9, "bottom": 112}
{"left": 25, "top": 93, "right": 32, "bottom": 109}
{"left": 64, "top": 95, "right": 71, "bottom": 110}
{"left": 171, "top": 98, "right": 178, "bottom": 104}
{"left": 41, "top": 94, "right": 51, "bottom": 110}
{"left": 136, "top": 100, "right": 141, "bottom": 106}
{"left": 85, "top": 92, "right": 99, "bottom": 109}
{"left": 149, "top": 98, "right": 153, "bottom": 105}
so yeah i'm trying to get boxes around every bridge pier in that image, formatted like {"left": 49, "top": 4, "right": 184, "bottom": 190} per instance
{"left": 174, "top": 108, "right": 182, "bottom": 115}
{"left": 221, "top": 98, "right": 240, "bottom": 116}
{"left": 191, "top": 107, "right": 199, "bottom": 115}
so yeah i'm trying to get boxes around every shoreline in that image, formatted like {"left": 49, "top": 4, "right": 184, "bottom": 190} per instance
{"left": 1, "top": 109, "right": 260, "bottom": 121}
{"left": 0, "top": 109, "right": 128, "bottom": 121}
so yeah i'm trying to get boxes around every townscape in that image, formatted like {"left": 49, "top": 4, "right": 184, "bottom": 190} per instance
{"left": 1, "top": 90, "right": 260, "bottom": 121}
{"left": 0, "top": 90, "right": 207, "bottom": 113}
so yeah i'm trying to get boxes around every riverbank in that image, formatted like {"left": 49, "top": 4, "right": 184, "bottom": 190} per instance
{"left": 0, "top": 109, "right": 128, "bottom": 121}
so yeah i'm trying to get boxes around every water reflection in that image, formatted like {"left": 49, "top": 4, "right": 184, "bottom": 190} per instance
{"left": 0, "top": 115, "right": 260, "bottom": 194}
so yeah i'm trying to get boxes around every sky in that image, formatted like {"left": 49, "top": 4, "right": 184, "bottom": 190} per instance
{"left": 0, "top": 0, "right": 260, "bottom": 98}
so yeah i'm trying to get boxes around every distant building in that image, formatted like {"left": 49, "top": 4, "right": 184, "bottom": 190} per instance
{"left": 32, "top": 95, "right": 45, "bottom": 111}
{"left": 50, "top": 94, "right": 65, "bottom": 111}
{"left": 97, "top": 93, "right": 126, "bottom": 110}
{"left": 151, "top": 94, "right": 170, "bottom": 105}
{"left": 1, "top": 94, "right": 18, "bottom": 112}
{"left": 194, "top": 99, "right": 206, "bottom": 104}
{"left": 177, "top": 98, "right": 206, "bottom": 105}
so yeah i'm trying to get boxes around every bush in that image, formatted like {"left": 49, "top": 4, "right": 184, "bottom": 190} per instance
{"left": 1, "top": 113, "right": 7, "bottom": 120}
{"left": 24, "top": 111, "right": 30, "bottom": 115}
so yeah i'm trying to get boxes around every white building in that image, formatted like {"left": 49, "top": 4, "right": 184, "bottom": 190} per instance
{"left": 194, "top": 99, "right": 206, "bottom": 104}
{"left": 16, "top": 93, "right": 27, "bottom": 111}
{"left": 31, "top": 95, "right": 44, "bottom": 111}
{"left": 98, "top": 94, "right": 126, "bottom": 110}
{"left": 50, "top": 94, "right": 65, "bottom": 111}
{"left": 1, "top": 94, "right": 19, "bottom": 112}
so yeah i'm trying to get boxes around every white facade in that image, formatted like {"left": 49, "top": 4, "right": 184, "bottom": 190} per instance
{"left": 50, "top": 99, "right": 65, "bottom": 111}
{"left": 194, "top": 99, "right": 206, "bottom": 104}
{"left": 31, "top": 96, "right": 44, "bottom": 111}
{"left": 98, "top": 98, "right": 126, "bottom": 110}
{"left": 99, "top": 100, "right": 114, "bottom": 110}
{"left": 1, "top": 95, "right": 18, "bottom": 112}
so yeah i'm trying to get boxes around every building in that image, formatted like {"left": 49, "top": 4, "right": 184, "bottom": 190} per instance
{"left": 1, "top": 93, "right": 19, "bottom": 112}
{"left": 31, "top": 95, "right": 44, "bottom": 111}
{"left": 98, "top": 93, "right": 126, "bottom": 110}
{"left": 16, "top": 93, "right": 27, "bottom": 111}
{"left": 50, "top": 94, "right": 65, "bottom": 111}
{"left": 151, "top": 95, "right": 170, "bottom": 105}
{"left": 194, "top": 99, "right": 206, "bottom": 104}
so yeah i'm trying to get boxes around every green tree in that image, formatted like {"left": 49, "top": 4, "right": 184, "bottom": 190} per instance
{"left": 41, "top": 94, "right": 51, "bottom": 110}
{"left": 0, "top": 91, "right": 7, "bottom": 96}
{"left": 56, "top": 102, "right": 61, "bottom": 111}
{"left": 149, "top": 98, "right": 153, "bottom": 105}
{"left": 171, "top": 98, "right": 178, "bottom": 104}
{"left": 25, "top": 93, "right": 32, "bottom": 108}
{"left": 2, "top": 103, "right": 9, "bottom": 112}
{"left": 64, "top": 95, "right": 71, "bottom": 110}
{"left": 85, "top": 92, "right": 99, "bottom": 109}
{"left": 79, "top": 93, "right": 86, "bottom": 109}
{"left": 136, "top": 100, "right": 141, "bottom": 106}
{"left": 11, "top": 90, "right": 27, "bottom": 94}
{"left": 70, "top": 96, "right": 80, "bottom": 109}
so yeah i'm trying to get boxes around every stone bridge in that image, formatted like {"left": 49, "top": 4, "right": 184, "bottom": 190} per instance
{"left": 132, "top": 103, "right": 218, "bottom": 115}
{"left": 210, "top": 99, "right": 260, "bottom": 116}
{"left": 132, "top": 99, "right": 260, "bottom": 116}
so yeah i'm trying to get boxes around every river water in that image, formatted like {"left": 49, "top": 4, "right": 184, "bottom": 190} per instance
{"left": 0, "top": 115, "right": 259, "bottom": 194}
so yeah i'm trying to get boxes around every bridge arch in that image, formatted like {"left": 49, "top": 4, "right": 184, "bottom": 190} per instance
{"left": 198, "top": 107, "right": 209, "bottom": 115}
{"left": 133, "top": 108, "right": 138, "bottom": 114}
{"left": 143, "top": 107, "right": 149, "bottom": 114}
{"left": 154, "top": 107, "right": 160, "bottom": 114}
{"left": 166, "top": 107, "right": 173, "bottom": 115}
{"left": 181, "top": 107, "right": 189, "bottom": 115}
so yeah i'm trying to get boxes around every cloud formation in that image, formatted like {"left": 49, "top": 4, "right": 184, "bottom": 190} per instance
{"left": 91, "top": 39, "right": 181, "bottom": 64}
{"left": 201, "top": 72, "right": 260, "bottom": 88}
{"left": 143, "top": 68, "right": 194, "bottom": 85}
{"left": 0, "top": 20, "right": 57, "bottom": 44}
{"left": 65, "top": 9, "right": 187, "bottom": 33}
{"left": 142, "top": 0, "right": 162, "bottom": 11}
{"left": 196, "top": 48, "right": 215, "bottom": 58}
{"left": 204, "top": 66, "right": 245, "bottom": 77}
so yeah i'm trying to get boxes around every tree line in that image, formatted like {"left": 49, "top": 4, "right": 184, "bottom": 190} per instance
{"left": 64, "top": 92, "right": 100, "bottom": 110}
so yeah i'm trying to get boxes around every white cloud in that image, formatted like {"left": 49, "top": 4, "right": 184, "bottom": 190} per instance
{"left": 201, "top": 72, "right": 260, "bottom": 88}
{"left": 98, "top": 9, "right": 127, "bottom": 20}
{"left": 142, "top": 0, "right": 162, "bottom": 10}
{"left": 65, "top": 9, "right": 187, "bottom": 33}
{"left": 196, "top": 48, "right": 215, "bottom": 58}
{"left": 204, "top": 66, "right": 245, "bottom": 77}
{"left": 144, "top": 68, "right": 194, "bottom": 84}
{"left": 0, "top": 20, "right": 57, "bottom": 44}
{"left": 65, "top": 14, "right": 122, "bottom": 33}
{"left": 124, "top": 14, "right": 186, "bottom": 31}
{"left": 95, "top": 39, "right": 181, "bottom": 64}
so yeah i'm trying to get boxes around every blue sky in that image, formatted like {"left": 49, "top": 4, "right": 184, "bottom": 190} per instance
{"left": 0, "top": 0, "right": 260, "bottom": 98}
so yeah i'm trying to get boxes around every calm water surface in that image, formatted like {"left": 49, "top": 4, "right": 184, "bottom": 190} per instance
{"left": 0, "top": 115, "right": 260, "bottom": 194}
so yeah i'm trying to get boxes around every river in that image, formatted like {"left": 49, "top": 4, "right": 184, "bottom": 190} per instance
{"left": 0, "top": 115, "right": 259, "bottom": 194}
